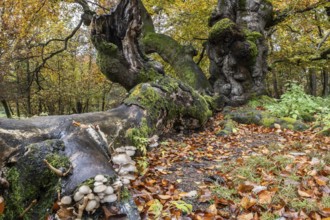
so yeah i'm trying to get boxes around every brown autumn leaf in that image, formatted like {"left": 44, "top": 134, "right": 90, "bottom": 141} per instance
{"left": 237, "top": 184, "right": 254, "bottom": 193}
{"left": 198, "top": 189, "right": 213, "bottom": 203}
{"left": 158, "top": 195, "right": 172, "bottom": 200}
{"left": 237, "top": 212, "right": 254, "bottom": 220}
{"left": 314, "top": 176, "right": 329, "bottom": 186}
{"left": 240, "top": 197, "right": 257, "bottom": 210}
{"left": 297, "top": 189, "right": 313, "bottom": 198}
{"left": 258, "top": 190, "right": 274, "bottom": 204}
{"left": 56, "top": 207, "right": 74, "bottom": 219}
{"left": 0, "top": 196, "right": 4, "bottom": 214}
{"left": 206, "top": 204, "right": 217, "bottom": 215}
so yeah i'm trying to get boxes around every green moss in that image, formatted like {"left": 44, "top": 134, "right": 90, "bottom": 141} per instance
{"left": 120, "top": 187, "right": 131, "bottom": 202}
{"left": 246, "top": 40, "right": 258, "bottom": 60}
{"left": 261, "top": 117, "right": 276, "bottom": 127}
{"left": 280, "top": 117, "right": 296, "bottom": 124}
{"left": 3, "top": 140, "right": 69, "bottom": 219}
{"left": 125, "top": 77, "right": 211, "bottom": 126}
{"left": 216, "top": 119, "right": 236, "bottom": 136}
{"left": 126, "top": 118, "right": 151, "bottom": 155}
{"left": 209, "top": 18, "right": 236, "bottom": 42}
{"left": 244, "top": 29, "right": 263, "bottom": 42}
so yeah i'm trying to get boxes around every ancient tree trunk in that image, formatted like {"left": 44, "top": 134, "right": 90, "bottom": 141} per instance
{"left": 207, "top": 0, "right": 273, "bottom": 105}
{"left": 91, "top": 0, "right": 211, "bottom": 92}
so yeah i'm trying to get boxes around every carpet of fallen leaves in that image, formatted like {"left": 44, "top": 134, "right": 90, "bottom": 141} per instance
{"left": 130, "top": 113, "right": 330, "bottom": 220}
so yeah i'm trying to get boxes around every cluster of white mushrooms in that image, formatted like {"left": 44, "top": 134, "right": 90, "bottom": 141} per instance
{"left": 56, "top": 146, "right": 138, "bottom": 219}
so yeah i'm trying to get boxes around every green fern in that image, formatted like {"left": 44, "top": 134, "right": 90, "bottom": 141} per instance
{"left": 170, "top": 200, "right": 193, "bottom": 214}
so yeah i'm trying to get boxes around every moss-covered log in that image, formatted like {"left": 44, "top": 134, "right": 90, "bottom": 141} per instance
{"left": 0, "top": 76, "right": 212, "bottom": 219}
{"left": 224, "top": 107, "right": 308, "bottom": 131}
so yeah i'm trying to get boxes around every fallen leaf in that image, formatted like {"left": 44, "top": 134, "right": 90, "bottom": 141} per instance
{"left": 179, "top": 190, "right": 198, "bottom": 198}
{"left": 298, "top": 189, "right": 312, "bottom": 198}
{"left": 206, "top": 204, "right": 217, "bottom": 215}
{"left": 258, "top": 190, "right": 273, "bottom": 204}
{"left": 237, "top": 184, "right": 254, "bottom": 193}
{"left": 240, "top": 197, "right": 256, "bottom": 210}
{"left": 237, "top": 213, "right": 254, "bottom": 220}
{"left": 314, "top": 176, "right": 329, "bottom": 186}
{"left": 158, "top": 195, "right": 171, "bottom": 200}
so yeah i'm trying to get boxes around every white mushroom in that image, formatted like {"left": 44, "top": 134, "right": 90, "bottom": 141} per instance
{"left": 85, "top": 200, "right": 98, "bottom": 212}
{"left": 87, "top": 193, "right": 95, "bottom": 200}
{"left": 94, "top": 182, "right": 103, "bottom": 186}
{"left": 112, "top": 180, "right": 123, "bottom": 190}
{"left": 74, "top": 192, "right": 84, "bottom": 202}
{"left": 97, "top": 193, "right": 105, "bottom": 199}
{"left": 112, "top": 153, "right": 133, "bottom": 165}
{"left": 94, "top": 174, "right": 106, "bottom": 182}
{"left": 118, "top": 164, "right": 137, "bottom": 175}
{"left": 122, "top": 178, "right": 130, "bottom": 185}
{"left": 125, "top": 150, "right": 136, "bottom": 157}
{"left": 79, "top": 185, "right": 92, "bottom": 195}
{"left": 102, "top": 194, "right": 117, "bottom": 203}
{"left": 125, "top": 146, "right": 137, "bottom": 151}
{"left": 115, "top": 147, "right": 126, "bottom": 153}
{"left": 120, "top": 174, "right": 136, "bottom": 180}
{"left": 104, "top": 186, "right": 114, "bottom": 195}
{"left": 60, "top": 196, "right": 72, "bottom": 205}
{"left": 94, "top": 184, "right": 107, "bottom": 193}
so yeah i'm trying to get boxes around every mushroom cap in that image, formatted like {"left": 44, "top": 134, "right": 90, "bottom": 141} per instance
{"left": 94, "top": 174, "right": 106, "bottom": 182}
{"left": 125, "top": 146, "right": 137, "bottom": 151}
{"left": 118, "top": 164, "right": 137, "bottom": 175}
{"left": 78, "top": 185, "right": 92, "bottom": 195}
{"left": 94, "top": 184, "right": 107, "bottom": 193}
{"left": 87, "top": 193, "right": 95, "bottom": 200}
{"left": 85, "top": 200, "right": 98, "bottom": 212}
{"left": 125, "top": 150, "right": 136, "bottom": 157}
{"left": 120, "top": 174, "right": 136, "bottom": 180}
{"left": 115, "top": 147, "right": 126, "bottom": 153}
{"left": 122, "top": 178, "right": 130, "bottom": 185}
{"left": 60, "top": 196, "right": 72, "bottom": 205}
{"left": 102, "top": 194, "right": 117, "bottom": 203}
{"left": 104, "top": 186, "right": 114, "bottom": 195}
{"left": 112, "top": 180, "right": 123, "bottom": 190}
{"left": 73, "top": 191, "right": 84, "bottom": 202}
{"left": 112, "top": 153, "right": 133, "bottom": 165}
{"left": 94, "top": 182, "right": 103, "bottom": 186}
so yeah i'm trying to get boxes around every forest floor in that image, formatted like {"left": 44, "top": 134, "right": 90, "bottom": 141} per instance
{"left": 131, "top": 112, "right": 330, "bottom": 220}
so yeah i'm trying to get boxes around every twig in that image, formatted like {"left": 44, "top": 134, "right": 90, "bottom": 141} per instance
{"left": 19, "top": 199, "right": 37, "bottom": 218}
{"left": 43, "top": 159, "right": 72, "bottom": 177}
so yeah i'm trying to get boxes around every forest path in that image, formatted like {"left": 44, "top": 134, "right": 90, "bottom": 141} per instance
{"left": 130, "top": 112, "right": 330, "bottom": 219}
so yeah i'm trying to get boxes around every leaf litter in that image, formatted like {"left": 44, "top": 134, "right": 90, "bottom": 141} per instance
{"left": 130, "top": 112, "right": 330, "bottom": 219}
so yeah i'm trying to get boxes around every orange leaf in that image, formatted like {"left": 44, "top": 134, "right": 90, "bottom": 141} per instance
{"left": 240, "top": 197, "right": 256, "bottom": 210}
{"left": 297, "top": 189, "right": 312, "bottom": 198}
{"left": 314, "top": 176, "right": 328, "bottom": 186}
{"left": 237, "top": 213, "right": 254, "bottom": 220}
{"left": 206, "top": 204, "right": 217, "bottom": 215}
{"left": 237, "top": 184, "right": 254, "bottom": 193}
{"left": 258, "top": 190, "right": 273, "bottom": 204}
{"left": 158, "top": 195, "right": 171, "bottom": 200}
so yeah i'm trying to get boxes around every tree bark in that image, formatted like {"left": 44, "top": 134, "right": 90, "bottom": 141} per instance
{"left": 309, "top": 68, "right": 317, "bottom": 96}
{"left": 322, "top": 69, "right": 329, "bottom": 97}
{"left": 1, "top": 100, "right": 12, "bottom": 118}
{"left": 207, "top": 0, "right": 273, "bottom": 105}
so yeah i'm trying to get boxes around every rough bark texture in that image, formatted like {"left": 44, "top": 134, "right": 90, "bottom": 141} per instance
{"left": 91, "top": 0, "right": 211, "bottom": 92}
{"left": 207, "top": 0, "right": 273, "bottom": 106}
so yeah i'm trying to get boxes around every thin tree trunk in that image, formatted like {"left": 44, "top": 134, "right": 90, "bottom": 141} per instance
{"left": 309, "top": 68, "right": 317, "bottom": 96}
{"left": 26, "top": 60, "right": 32, "bottom": 116}
{"left": 322, "top": 69, "right": 329, "bottom": 96}
{"left": 272, "top": 70, "right": 280, "bottom": 99}
{"left": 1, "top": 100, "right": 12, "bottom": 118}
